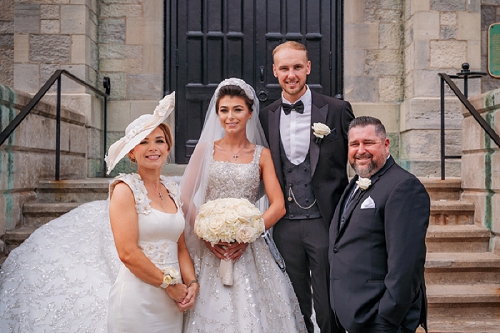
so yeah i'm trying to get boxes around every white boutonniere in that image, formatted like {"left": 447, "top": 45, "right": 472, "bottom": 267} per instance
{"left": 356, "top": 177, "right": 371, "bottom": 190}
{"left": 312, "top": 122, "right": 332, "bottom": 144}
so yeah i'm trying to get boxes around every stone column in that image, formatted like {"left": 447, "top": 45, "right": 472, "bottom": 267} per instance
{"left": 99, "top": 0, "right": 169, "bottom": 175}
{"left": 344, "top": 0, "right": 403, "bottom": 162}
{"left": 463, "top": 88, "right": 500, "bottom": 254}
{"left": 401, "top": 0, "right": 481, "bottom": 177}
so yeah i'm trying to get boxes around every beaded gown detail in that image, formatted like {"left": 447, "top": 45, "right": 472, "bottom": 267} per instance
{"left": 0, "top": 173, "right": 184, "bottom": 333}
{"left": 183, "top": 145, "right": 306, "bottom": 333}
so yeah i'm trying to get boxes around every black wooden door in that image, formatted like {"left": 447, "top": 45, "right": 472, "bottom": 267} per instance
{"left": 170, "top": 0, "right": 340, "bottom": 163}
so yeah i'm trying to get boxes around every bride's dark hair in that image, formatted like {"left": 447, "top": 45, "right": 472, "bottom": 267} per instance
{"left": 215, "top": 85, "right": 254, "bottom": 113}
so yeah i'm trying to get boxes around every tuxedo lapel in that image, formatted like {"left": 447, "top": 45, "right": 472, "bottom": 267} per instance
{"left": 269, "top": 106, "right": 283, "bottom": 185}
{"left": 310, "top": 97, "right": 328, "bottom": 176}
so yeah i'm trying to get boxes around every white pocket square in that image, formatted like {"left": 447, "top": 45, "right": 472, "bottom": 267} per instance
{"left": 361, "top": 196, "right": 375, "bottom": 209}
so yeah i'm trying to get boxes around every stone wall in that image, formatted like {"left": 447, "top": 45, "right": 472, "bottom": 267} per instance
{"left": 0, "top": 84, "right": 89, "bottom": 246}
{"left": 13, "top": 0, "right": 99, "bottom": 94}
{"left": 0, "top": 0, "right": 14, "bottom": 87}
{"left": 463, "top": 88, "right": 500, "bottom": 254}
{"left": 98, "top": 0, "right": 175, "bottom": 172}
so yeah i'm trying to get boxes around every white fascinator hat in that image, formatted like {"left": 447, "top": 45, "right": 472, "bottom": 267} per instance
{"left": 104, "top": 91, "right": 175, "bottom": 175}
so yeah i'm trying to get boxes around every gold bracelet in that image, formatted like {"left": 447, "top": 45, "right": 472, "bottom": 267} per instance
{"left": 187, "top": 279, "right": 199, "bottom": 288}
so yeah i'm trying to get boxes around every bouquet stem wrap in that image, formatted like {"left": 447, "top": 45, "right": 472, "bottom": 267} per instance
{"left": 219, "top": 260, "right": 234, "bottom": 286}
{"left": 194, "top": 198, "right": 265, "bottom": 286}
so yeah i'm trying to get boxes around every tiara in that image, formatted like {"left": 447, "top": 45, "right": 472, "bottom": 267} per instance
{"left": 216, "top": 78, "right": 255, "bottom": 100}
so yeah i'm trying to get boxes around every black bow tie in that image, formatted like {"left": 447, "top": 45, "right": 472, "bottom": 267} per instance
{"left": 281, "top": 100, "right": 305, "bottom": 115}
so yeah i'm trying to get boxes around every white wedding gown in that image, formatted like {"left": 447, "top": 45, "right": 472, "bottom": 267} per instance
{"left": 0, "top": 173, "right": 184, "bottom": 333}
{"left": 183, "top": 145, "right": 306, "bottom": 333}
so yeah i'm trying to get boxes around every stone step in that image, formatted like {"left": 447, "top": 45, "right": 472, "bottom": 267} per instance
{"left": 23, "top": 202, "right": 83, "bottom": 227}
{"left": 420, "top": 177, "right": 462, "bottom": 201}
{"left": 425, "top": 252, "right": 500, "bottom": 284}
{"left": 4, "top": 227, "right": 37, "bottom": 253}
{"left": 430, "top": 200, "right": 475, "bottom": 225}
{"left": 426, "top": 284, "right": 500, "bottom": 331}
{"left": 427, "top": 283, "right": 500, "bottom": 307}
{"left": 36, "top": 178, "right": 110, "bottom": 203}
{"left": 417, "top": 319, "right": 500, "bottom": 333}
{"left": 426, "top": 225, "right": 491, "bottom": 253}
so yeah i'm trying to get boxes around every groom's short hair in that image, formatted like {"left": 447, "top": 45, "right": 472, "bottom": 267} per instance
{"left": 348, "top": 116, "right": 386, "bottom": 139}
{"left": 272, "top": 41, "right": 309, "bottom": 61}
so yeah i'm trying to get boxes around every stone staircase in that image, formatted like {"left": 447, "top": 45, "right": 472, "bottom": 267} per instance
{"left": 2, "top": 179, "right": 110, "bottom": 259}
{"left": 419, "top": 178, "right": 500, "bottom": 333}
{"left": 1, "top": 177, "right": 500, "bottom": 331}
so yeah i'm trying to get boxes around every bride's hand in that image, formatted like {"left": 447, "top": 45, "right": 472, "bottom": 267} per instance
{"left": 223, "top": 242, "right": 248, "bottom": 262}
{"left": 204, "top": 241, "right": 226, "bottom": 260}
{"left": 165, "top": 283, "right": 188, "bottom": 303}
{"left": 177, "top": 282, "right": 199, "bottom": 312}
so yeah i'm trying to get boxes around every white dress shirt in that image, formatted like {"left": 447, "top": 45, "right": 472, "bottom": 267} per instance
{"left": 279, "top": 86, "right": 312, "bottom": 165}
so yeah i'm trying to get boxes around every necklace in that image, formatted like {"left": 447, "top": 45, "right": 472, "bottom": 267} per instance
{"left": 224, "top": 140, "right": 247, "bottom": 161}
{"left": 147, "top": 183, "right": 164, "bottom": 200}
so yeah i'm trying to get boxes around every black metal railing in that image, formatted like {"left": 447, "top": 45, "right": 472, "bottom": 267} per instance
{"left": 0, "top": 70, "right": 111, "bottom": 180}
{"left": 439, "top": 63, "right": 500, "bottom": 180}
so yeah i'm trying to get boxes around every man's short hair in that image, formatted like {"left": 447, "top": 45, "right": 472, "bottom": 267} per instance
{"left": 272, "top": 41, "right": 309, "bottom": 61}
{"left": 348, "top": 116, "right": 386, "bottom": 139}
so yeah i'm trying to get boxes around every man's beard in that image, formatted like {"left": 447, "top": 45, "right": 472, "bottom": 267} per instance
{"left": 352, "top": 153, "right": 378, "bottom": 178}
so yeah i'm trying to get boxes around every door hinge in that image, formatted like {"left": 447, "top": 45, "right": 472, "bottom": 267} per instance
{"left": 329, "top": 52, "right": 332, "bottom": 70}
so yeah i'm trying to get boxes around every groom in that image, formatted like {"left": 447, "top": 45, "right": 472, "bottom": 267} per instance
{"left": 259, "top": 41, "right": 354, "bottom": 333}
{"left": 329, "top": 116, "right": 429, "bottom": 333}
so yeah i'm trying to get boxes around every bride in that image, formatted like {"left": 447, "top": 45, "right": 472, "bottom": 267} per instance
{"left": 180, "top": 78, "right": 306, "bottom": 332}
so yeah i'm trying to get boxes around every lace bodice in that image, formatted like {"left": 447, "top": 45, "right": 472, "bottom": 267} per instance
{"left": 205, "top": 145, "right": 263, "bottom": 203}
{"left": 110, "top": 173, "right": 184, "bottom": 270}
{"left": 109, "top": 173, "right": 181, "bottom": 215}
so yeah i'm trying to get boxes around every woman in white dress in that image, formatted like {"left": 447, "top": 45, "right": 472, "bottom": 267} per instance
{"left": 181, "top": 78, "right": 306, "bottom": 332}
{"left": 0, "top": 93, "right": 198, "bottom": 333}
{"left": 105, "top": 92, "right": 198, "bottom": 332}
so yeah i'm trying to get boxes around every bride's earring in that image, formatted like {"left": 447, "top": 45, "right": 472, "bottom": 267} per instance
{"left": 165, "top": 155, "right": 172, "bottom": 165}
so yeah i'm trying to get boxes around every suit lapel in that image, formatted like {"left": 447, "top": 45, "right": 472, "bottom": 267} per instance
{"left": 335, "top": 178, "right": 357, "bottom": 240}
{"left": 336, "top": 156, "right": 396, "bottom": 239}
{"left": 310, "top": 93, "right": 328, "bottom": 176}
{"left": 269, "top": 105, "right": 283, "bottom": 186}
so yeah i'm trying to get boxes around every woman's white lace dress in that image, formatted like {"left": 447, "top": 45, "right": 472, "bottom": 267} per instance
{"left": 107, "top": 174, "right": 184, "bottom": 332}
{"left": 0, "top": 173, "right": 184, "bottom": 333}
{"left": 183, "top": 145, "right": 306, "bottom": 333}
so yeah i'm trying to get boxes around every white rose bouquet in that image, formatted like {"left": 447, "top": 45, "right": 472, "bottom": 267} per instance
{"left": 194, "top": 198, "right": 265, "bottom": 285}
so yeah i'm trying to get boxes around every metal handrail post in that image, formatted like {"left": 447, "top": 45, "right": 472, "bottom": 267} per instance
{"left": 103, "top": 96, "right": 108, "bottom": 176}
{"left": 55, "top": 76, "right": 62, "bottom": 180}
{"left": 463, "top": 75, "right": 468, "bottom": 99}
{"left": 440, "top": 76, "right": 445, "bottom": 180}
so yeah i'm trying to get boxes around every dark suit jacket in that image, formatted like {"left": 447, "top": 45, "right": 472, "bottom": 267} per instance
{"left": 329, "top": 156, "right": 430, "bottom": 333}
{"left": 259, "top": 91, "right": 354, "bottom": 226}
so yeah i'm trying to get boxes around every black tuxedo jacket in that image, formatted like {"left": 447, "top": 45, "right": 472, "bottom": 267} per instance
{"left": 329, "top": 156, "right": 430, "bottom": 332}
{"left": 259, "top": 91, "right": 354, "bottom": 226}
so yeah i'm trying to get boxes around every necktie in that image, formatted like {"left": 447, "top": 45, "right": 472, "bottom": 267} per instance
{"left": 281, "top": 100, "right": 305, "bottom": 115}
